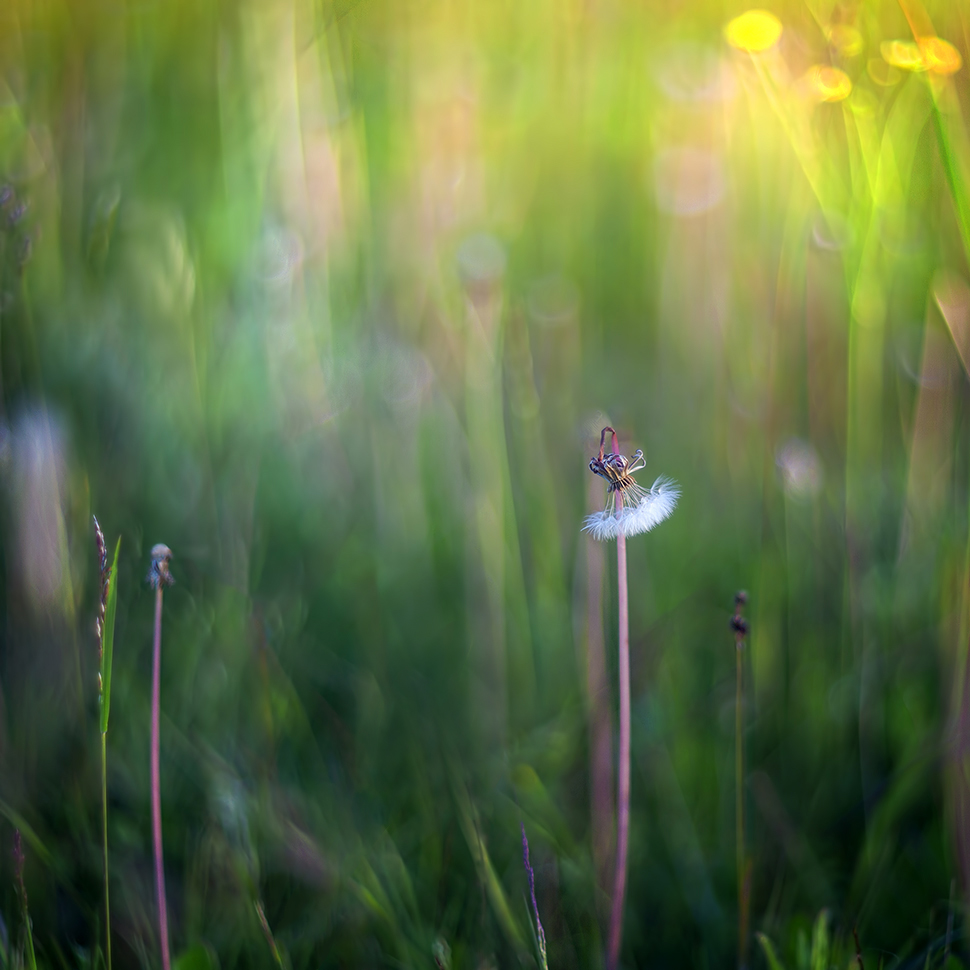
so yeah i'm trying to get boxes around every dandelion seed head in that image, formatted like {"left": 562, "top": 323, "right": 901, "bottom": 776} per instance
{"left": 584, "top": 427, "right": 678, "bottom": 541}
{"left": 615, "top": 478, "right": 680, "bottom": 537}
{"left": 582, "top": 510, "right": 620, "bottom": 541}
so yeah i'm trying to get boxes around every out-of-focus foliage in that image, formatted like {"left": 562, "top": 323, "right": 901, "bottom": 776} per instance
{"left": 0, "top": 0, "right": 968, "bottom": 967}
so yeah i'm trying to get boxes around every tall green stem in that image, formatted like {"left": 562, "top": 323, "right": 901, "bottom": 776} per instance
{"left": 102, "top": 732, "right": 112, "bottom": 970}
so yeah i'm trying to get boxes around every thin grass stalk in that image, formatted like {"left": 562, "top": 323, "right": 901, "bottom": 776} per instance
{"left": 255, "top": 900, "right": 285, "bottom": 969}
{"left": 101, "top": 733, "right": 111, "bottom": 970}
{"left": 94, "top": 518, "right": 119, "bottom": 970}
{"left": 148, "top": 545, "right": 174, "bottom": 970}
{"left": 733, "top": 592, "right": 750, "bottom": 969}
{"left": 521, "top": 823, "right": 548, "bottom": 970}
{"left": 607, "top": 491, "right": 629, "bottom": 970}
{"left": 14, "top": 832, "right": 36, "bottom": 970}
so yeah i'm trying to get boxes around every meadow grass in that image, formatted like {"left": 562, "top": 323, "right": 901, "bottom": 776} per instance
{"left": 0, "top": 0, "right": 967, "bottom": 967}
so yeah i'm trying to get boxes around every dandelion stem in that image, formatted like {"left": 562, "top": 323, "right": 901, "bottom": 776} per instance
{"left": 607, "top": 488, "right": 629, "bottom": 970}
{"left": 586, "top": 465, "right": 613, "bottom": 895}
{"left": 152, "top": 582, "right": 171, "bottom": 970}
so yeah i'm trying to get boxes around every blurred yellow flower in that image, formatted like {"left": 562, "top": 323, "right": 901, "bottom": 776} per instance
{"left": 724, "top": 10, "right": 783, "bottom": 53}
{"left": 880, "top": 39, "right": 927, "bottom": 71}
{"left": 806, "top": 65, "right": 852, "bottom": 101}
{"left": 880, "top": 36, "right": 962, "bottom": 75}
{"left": 919, "top": 36, "right": 962, "bottom": 75}
{"left": 827, "top": 25, "right": 863, "bottom": 57}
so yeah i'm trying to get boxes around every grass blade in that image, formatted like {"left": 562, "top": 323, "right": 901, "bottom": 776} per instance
{"left": 99, "top": 537, "right": 121, "bottom": 735}
{"left": 757, "top": 932, "right": 787, "bottom": 970}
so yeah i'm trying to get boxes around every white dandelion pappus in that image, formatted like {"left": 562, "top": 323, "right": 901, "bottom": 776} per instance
{"left": 582, "top": 428, "right": 679, "bottom": 541}
{"left": 615, "top": 477, "right": 680, "bottom": 537}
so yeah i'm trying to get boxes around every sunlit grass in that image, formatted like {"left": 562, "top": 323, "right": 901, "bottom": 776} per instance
{"left": 0, "top": 0, "right": 967, "bottom": 966}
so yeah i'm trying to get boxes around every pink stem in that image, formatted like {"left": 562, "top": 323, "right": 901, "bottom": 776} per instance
{"left": 587, "top": 471, "right": 614, "bottom": 894}
{"left": 607, "top": 490, "right": 630, "bottom": 970}
{"left": 152, "top": 587, "right": 171, "bottom": 970}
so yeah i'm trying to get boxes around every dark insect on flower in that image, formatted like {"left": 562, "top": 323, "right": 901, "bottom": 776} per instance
{"left": 147, "top": 544, "right": 174, "bottom": 590}
{"left": 583, "top": 426, "right": 679, "bottom": 541}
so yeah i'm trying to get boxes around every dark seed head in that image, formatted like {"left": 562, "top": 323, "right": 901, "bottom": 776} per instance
{"left": 730, "top": 615, "right": 749, "bottom": 636}
{"left": 734, "top": 590, "right": 748, "bottom": 608}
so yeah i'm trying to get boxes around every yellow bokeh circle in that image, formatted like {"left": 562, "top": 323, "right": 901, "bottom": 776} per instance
{"left": 806, "top": 65, "right": 853, "bottom": 101}
{"left": 919, "top": 36, "right": 962, "bottom": 75}
{"left": 724, "top": 10, "right": 783, "bottom": 53}
{"left": 880, "top": 39, "right": 927, "bottom": 72}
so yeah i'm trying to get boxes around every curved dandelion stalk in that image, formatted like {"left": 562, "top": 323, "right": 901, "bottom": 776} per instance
{"left": 148, "top": 544, "right": 174, "bottom": 970}
{"left": 584, "top": 427, "right": 678, "bottom": 970}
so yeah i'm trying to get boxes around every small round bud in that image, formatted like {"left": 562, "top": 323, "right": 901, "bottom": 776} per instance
{"left": 147, "top": 544, "right": 174, "bottom": 590}
{"left": 730, "top": 615, "right": 749, "bottom": 636}
{"left": 734, "top": 590, "right": 748, "bottom": 608}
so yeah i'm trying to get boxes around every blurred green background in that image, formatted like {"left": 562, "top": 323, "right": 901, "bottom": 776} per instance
{"left": 0, "top": 0, "right": 969, "bottom": 967}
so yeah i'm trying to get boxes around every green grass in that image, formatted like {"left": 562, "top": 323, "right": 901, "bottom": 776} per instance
{"left": 0, "top": 0, "right": 968, "bottom": 967}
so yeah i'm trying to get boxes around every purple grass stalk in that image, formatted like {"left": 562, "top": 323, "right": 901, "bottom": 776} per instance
{"left": 14, "top": 832, "right": 36, "bottom": 970}
{"left": 148, "top": 544, "right": 174, "bottom": 970}
{"left": 606, "top": 489, "right": 629, "bottom": 970}
{"left": 521, "top": 823, "right": 548, "bottom": 970}
{"left": 94, "top": 516, "right": 112, "bottom": 970}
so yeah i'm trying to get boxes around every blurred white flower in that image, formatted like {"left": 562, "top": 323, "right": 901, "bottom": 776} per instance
{"left": 583, "top": 427, "right": 679, "bottom": 541}
{"left": 11, "top": 409, "right": 69, "bottom": 612}
{"left": 775, "top": 438, "right": 822, "bottom": 499}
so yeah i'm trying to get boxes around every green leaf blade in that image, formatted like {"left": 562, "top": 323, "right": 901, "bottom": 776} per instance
{"left": 99, "top": 536, "right": 121, "bottom": 735}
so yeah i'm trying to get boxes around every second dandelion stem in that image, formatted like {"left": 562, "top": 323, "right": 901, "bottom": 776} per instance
{"left": 148, "top": 544, "right": 174, "bottom": 970}
{"left": 607, "top": 493, "right": 630, "bottom": 970}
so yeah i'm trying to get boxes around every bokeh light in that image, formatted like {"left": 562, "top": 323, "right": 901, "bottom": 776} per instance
{"left": 919, "top": 36, "right": 963, "bottom": 75}
{"left": 804, "top": 65, "right": 853, "bottom": 102}
{"left": 723, "top": 9, "right": 783, "bottom": 53}
{"left": 881, "top": 39, "right": 929, "bottom": 72}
